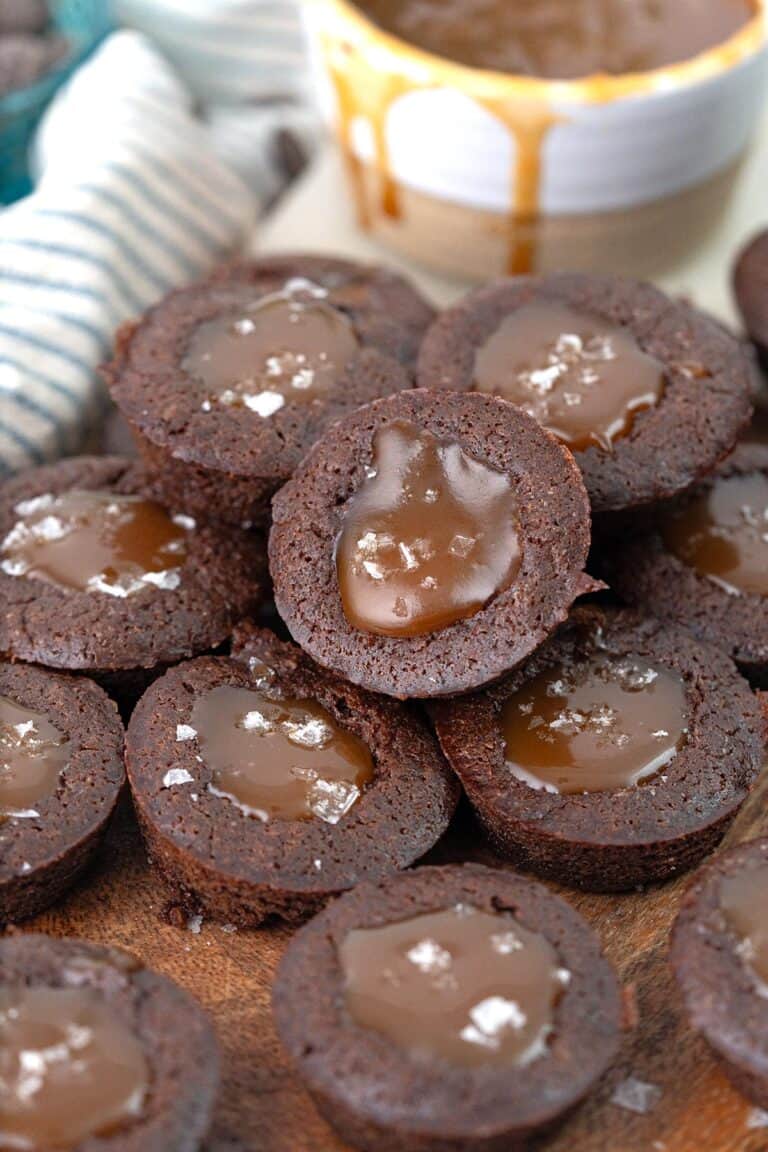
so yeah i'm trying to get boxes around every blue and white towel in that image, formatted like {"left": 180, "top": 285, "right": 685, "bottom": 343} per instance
{"left": 0, "top": 3, "right": 317, "bottom": 476}
{"left": 116, "top": 0, "right": 308, "bottom": 103}
{"left": 116, "top": 0, "right": 318, "bottom": 201}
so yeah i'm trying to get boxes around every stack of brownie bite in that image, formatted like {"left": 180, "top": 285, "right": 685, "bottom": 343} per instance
{"left": 3, "top": 250, "right": 768, "bottom": 1152}
{"left": 0, "top": 0, "right": 68, "bottom": 99}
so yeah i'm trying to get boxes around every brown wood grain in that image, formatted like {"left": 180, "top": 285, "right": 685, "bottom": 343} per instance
{"left": 23, "top": 762, "right": 768, "bottom": 1152}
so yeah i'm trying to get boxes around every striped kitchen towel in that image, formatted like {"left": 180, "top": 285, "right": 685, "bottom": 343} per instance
{"left": 115, "top": 0, "right": 309, "bottom": 105}
{"left": 115, "top": 0, "right": 319, "bottom": 204}
{"left": 0, "top": 30, "right": 258, "bottom": 476}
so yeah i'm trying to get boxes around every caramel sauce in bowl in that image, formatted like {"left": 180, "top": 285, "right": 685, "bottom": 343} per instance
{"left": 306, "top": 0, "right": 767, "bottom": 280}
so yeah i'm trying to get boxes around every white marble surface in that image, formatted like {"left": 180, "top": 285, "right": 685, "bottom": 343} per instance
{"left": 257, "top": 125, "right": 768, "bottom": 324}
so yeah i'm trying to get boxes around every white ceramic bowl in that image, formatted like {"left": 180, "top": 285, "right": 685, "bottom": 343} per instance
{"left": 306, "top": 0, "right": 768, "bottom": 279}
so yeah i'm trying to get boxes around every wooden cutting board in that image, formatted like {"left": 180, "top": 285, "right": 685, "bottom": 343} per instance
{"left": 28, "top": 757, "right": 768, "bottom": 1152}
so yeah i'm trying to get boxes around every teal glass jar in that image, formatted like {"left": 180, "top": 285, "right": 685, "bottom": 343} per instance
{"left": 0, "top": 0, "right": 111, "bottom": 205}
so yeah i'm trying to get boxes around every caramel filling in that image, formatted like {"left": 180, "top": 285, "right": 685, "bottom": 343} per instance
{"left": 336, "top": 420, "right": 521, "bottom": 637}
{"left": 720, "top": 864, "right": 768, "bottom": 988}
{"left": 474, "top": 301, "right": 664, "bottom": 453}
{"left": 357, "top": 0, "right": 754, "bottom": 79}
{"left": 500, "top": 655, "right": 687, "bottom": 794}
{"left": 340, "top": 904, "right": 570, "bottom": 1068}
{"left": 191, "top": 685, "right": 374, "bottom": 824}
{"left": 0, "top": 696, "right": 69, "bottom": 819}
{"left": 184, "top": 278, "right": 359, "bottom": 417}
{"left": 0, "top": 491, "right": 192, "bottom": 597}
{"left": 0, "top": 985, "right": 148, "bottom": 1149}
{"left": 661, "top": 472, "right": 768, "bottom": 597}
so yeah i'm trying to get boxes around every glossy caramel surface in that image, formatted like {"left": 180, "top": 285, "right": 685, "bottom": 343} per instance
{"left": 184, "top": 278, "right": 358, "bottom": 418}
{"left": 192, "top": 685, "right": 373, "bottom": 824}
{"left": 336, "top": 420, "right": 521, "bottom": 637}
{"left": 661, "top": 472, "right": 768, "bottom": 597}
{"left": 341, "top": 903, "right": 569, "bottom": 1067}
{"left": 474, "top": 301, "right": 664, "bottom": 453}
{"left": 0, "top": 696, "right": 69, "bottom": 819}
{"left": 0, "top": 491, "right": 191, "bottom": 597}
{"left": 0, "top": 986, "right": 148, "bottom": 1149}
{"left": 500, "top": 655, "right": 687, "bottom": 795}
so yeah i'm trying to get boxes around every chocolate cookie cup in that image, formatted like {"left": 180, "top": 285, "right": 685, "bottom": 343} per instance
{"left": 734, "top": 230, "right": 768, "bottom": 368}
{"left": 270, "top": 389, "right": 596, "bottom": 699}
{"left": 0, "top": 934, "right": 219, "bottom": 1151}
{"left": 417, "top": 274, "right": 752, "bottom": 515}
{"left": 0, "top": 33, "right": 68, "bottom": 97}
{"left": 105, "top": 255, "right": 433, "bottom": 527}
{"left": 273, "top": 864, "right": 622, "bottom": 1152}
{"left": 0, "top": 0, "right": 49, "bottom": 34}
{"left": 431, "top": 607, "right": 764, "bottom": 892}
{"left": 125, "top": 626, "right": 460, "bottom": 926}
{"left": 601, "top": 442, "right": 768, "bottom": 684}
{"left": 1, "top": 661, "right": 124, "bottom": 923}
{"left": 0, "top": 456, "right": 266, "bottom": 700}
{"left": 671, "top": 838, "right": 768, "bottom": 1110}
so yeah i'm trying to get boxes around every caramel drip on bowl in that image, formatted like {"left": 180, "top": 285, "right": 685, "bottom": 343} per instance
{"left": 484, "top": 102, "right": 559, "bottom": 274}
{"left": 325, "top": 34, "right": 559, "bottom": 274}
{"left": 325, "top": 38, "right": 419, "bottom": 225}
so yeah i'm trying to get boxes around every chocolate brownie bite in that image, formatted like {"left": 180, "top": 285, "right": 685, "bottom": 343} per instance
{"left": 0, "top": 933, "right": 219, "bottom": 1151}
{"left": 1, "top": 661, "right": 124, "bottom": 923}
{"left": 734, "top": 230, "right": 768, "bottom": 369}
{"left": 270, "top": 389, "right": 596, "bottom": 699}
{"left": 602, "top": 442, "right": 768, "bottom": 683}
{"left": 124, "top": 626, "right": 460, "bottom": 926}
{"left": 743, "top": 387, "right": 768, "bottom": 447}
{"left": 0, "top": 456, "right": 266, "bottom": 700}
{"left": 431, "top": 607, "right": 763, "bottom": 892}
{"left": 671, "top": 838, "right": 768, "bottom": 1110}
{"left": 735, "top": 342, "right": 768, "bottom": 447}
{"left": 273, "top": 864, "right": 622, "bottom": 1152}
{"left": 417, "top": 274, "right": 752, "bottom": 516}
{"left": 105, "top": 255, "right": 434, "bottom": 527}
{"left": 0, "top": 0, "right": 50, "bottom": 35}
{"left": 0, "top": 31, "right": 67, "bottom": 96}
